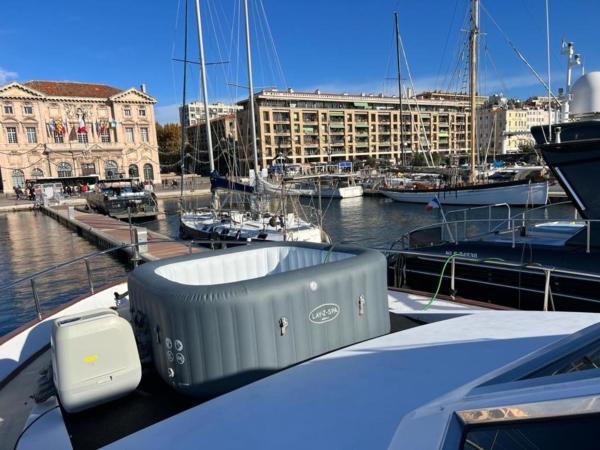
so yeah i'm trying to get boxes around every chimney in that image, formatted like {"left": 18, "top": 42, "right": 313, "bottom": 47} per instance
{"left": 140, "top": 83, "right": 147, "bottom": 93}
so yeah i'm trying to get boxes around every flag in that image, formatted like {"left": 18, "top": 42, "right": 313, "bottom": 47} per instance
{"left": 425, "top": 197, "right": 441, "bottom": 211}
{"left": 78, "top": 114, "right": 86, "bottom": 133}
{"left": 63, "top": 118, "right": 69, "bottom": 135}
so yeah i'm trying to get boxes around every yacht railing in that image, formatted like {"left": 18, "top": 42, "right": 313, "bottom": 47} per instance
{"left": 0, "top": 238, "right": 244, "bottom": 322}
{"left": 382, "top": 247, "right": 600, "bottom": 311}
{"left": 396, "top": 201, "right": 584, "bottom": 250}
{"left": 396, "top": 216, "right": 597, "bottom": 254}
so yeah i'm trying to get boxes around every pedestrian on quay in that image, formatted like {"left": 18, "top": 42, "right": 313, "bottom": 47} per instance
{"left": 14, "top": 186, "right": 21, "bottom": 200}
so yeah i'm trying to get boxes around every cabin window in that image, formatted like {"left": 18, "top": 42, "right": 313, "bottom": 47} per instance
{"left": 143, "top": 163, "right": 154, "bottom": 181}
{"left": 525, "top": 338, "right": 600, "bottom": 378}
{"left": 57, "top": 162, "right": 73, "bottom": 178}
{"left": 12, "top": 169, "right": 25, "bottom": 188}
{"left": 129, "top": 164, "right": 139, "bottom": 177}
{"left": 104, "top": 160, "right": 118, "bottom": 179}
{"left": 462, "top": 413, "right": 600, "bottom": 450}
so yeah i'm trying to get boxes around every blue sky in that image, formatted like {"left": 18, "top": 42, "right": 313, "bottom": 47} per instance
{"left": 1, "top": 0, "right": 598, "bottom": 123}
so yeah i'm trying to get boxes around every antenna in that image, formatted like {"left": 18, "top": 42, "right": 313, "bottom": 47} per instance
{"left": 561, "top": 40, "right": 582, "bottom": 121}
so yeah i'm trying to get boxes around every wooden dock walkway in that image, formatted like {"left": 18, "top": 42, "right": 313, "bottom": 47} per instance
{"left": 41, "top": 206, "right": 201, "bottom": 261}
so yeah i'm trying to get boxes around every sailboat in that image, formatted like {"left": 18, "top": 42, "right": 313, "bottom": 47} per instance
{"left": 178, "top": 0, "right": 326, "bottom": 243}
{"left": 380, "top": 1, "right": 549, "bottom": 206}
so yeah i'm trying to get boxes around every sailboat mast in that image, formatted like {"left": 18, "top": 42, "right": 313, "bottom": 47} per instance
{"left": 179, "top": 0, "right": 189, "bottom": 203}
{"left": 394, "top": 12, "right": 405, "bottom": 167}
{"left": 243, "top": 0, "right": 260, "bottom": 174}
{"left": 194, "top": 0, "right": 215, "bottom": 173}
{"left": 469, "top": 0, "right": 479, "bottom": 183}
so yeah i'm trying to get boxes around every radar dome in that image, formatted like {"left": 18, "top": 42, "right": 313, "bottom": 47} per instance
{"left": 570, "top": 71, "right": 600, "bottom": 116}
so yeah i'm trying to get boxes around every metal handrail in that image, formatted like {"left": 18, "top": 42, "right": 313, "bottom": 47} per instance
{"left": 398, "top": 216, "right": 595, "bottom": 251}
{"left": 0, "top": 238, "right": 252, "bottom": 321}
{"left": 380, "top": 247, "right": 600, "bottom": 311}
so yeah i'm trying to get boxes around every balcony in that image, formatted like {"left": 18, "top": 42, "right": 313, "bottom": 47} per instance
{"left": 378, "top": 126, "right": 391, "bottom": 133}
{"left": 302, "top": 126, "right": 318, "bottom": 134}
{"left": 304, "top": 137, "right": 319, "bottom": 145}
{"left": 304, "top": 147, "right": 319, "bottom": 156}
{"left": 273, "top": 113, "right": 290, "bottom": 122}
{"left": 302, "top": 113, "right": 317, "bottom": 123}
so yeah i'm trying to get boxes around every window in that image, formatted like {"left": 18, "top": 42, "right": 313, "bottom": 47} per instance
{"left": 101, "top": 130, "right": 111, "bottom": 143}
{"left": 462, "top": 413, "right": 600, "bottom": 450}
{"left": 129, "top": 164, "right": 139, "bottom": 177}
{"left": 57, "top": 162, "right": 72, "bottom": 177}
{"left": 104, "top": 160, "right": 118, "bottom": 179}
{"left": 23, "top": 105, "right": 33, "bottom": 115}
{"left": 77, "top": 131, "right": 89, "bottom": 143}
{"left": 125, "top": 127, "right": 134, "bottom": 143}
{"left": 12, "top": 170, "right": 25, "bottom": 188}
{"left": 3, "top": 104, "right": 13, "bottom": 115}
{"left": 54, "top": 132, "right": 64, "bottom": 144}
{"left": 140, "top": 127, "right": 149, "bottom": 143}
{"left": 104, "top": 160, "right": 119, "bottom": 179}
{"left": 6, "top": 127, "right": 18, "bottom": 143}
{"left": 138, "top": 107, "right": 146, "bottom": 117}
{"left": 143, "top": 163, "right": 154, "bottom": 181}
{"left": 26, "top": 127, "right": 37, "bottom": 144}
{"left": 123, "top": 106, "right": 131, "bottom": 117}
{"left": 81, "top": 163, "right": 96, "bottom": 176}
{"left": 31, "top": 168, "right": 44, "bottom": 178}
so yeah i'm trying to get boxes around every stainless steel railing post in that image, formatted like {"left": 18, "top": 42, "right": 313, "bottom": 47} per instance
{"left": 84, "top": 258, "right": 94, "bottom": 294}
{"left": 587, "top": 221, "right": 591, "bottom": 254}
{"left": 464, "top": 210, "right": 467, "bottom": 238}
{"left": 30, "top": 278, "right": 42, "bottom": 320}
{"left": 488, "top": 206, "right": 492, "bottom": 232}
{"left": 543, "top": 269, "right": 551, "bottom": 311}
{"left": 450, "top": 256, "right": 456, "bottom": 300}
{"left": 512, "top": 219, "right": 516, "bottom": 248}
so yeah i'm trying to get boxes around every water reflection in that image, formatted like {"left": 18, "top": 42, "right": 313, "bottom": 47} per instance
{"left": 0, "top": 210, "right": 128, "bottom": 335}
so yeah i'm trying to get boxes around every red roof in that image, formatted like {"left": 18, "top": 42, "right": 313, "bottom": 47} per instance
{"left": 23, "top": 80, "right": 123, "bottom": 98}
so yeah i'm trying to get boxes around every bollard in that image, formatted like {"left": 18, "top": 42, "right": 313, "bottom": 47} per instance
{"left": 133, "top": 227, "right": 149, "bottom": 255}
{"left": 68, "top": 206, "right": 75, "bottom": 220}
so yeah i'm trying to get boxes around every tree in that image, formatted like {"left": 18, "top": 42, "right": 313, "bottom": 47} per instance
{"left": 156, "top": 122, "right": 181, "bottom": 173}
{"left": 411, "top": 152, "right": 427, "bottom": 167}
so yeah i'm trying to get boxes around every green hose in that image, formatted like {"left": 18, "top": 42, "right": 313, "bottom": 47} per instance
{"left": 423, "top": 252, "right": 458, "bottom": 310}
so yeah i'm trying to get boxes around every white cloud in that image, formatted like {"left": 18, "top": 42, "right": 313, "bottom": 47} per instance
{"left": 155, "top": 103, "right": 180, "bottom": 124}
{"left": 0, "top": 67, "right": 18, "bottom": 84}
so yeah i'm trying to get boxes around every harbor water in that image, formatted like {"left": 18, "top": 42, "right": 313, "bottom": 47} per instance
{"left": 0, "top": 195, "right": 575, "bottom": 335}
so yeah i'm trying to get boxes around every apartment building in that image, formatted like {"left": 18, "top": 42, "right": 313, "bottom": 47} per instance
{"left": 179, "top": 101, "right": 242, "bottom": 127}
{"left": 477, "top": 95, "right": 555, "bottom": 154}
{"left": 236, "top": 88, "right": 480, "bottom": 169}
{"left": 186, "top": 114, "right": 238, "bottom": 174}
{"left": 0, "top": 80, "right": 160, "bottom": 192}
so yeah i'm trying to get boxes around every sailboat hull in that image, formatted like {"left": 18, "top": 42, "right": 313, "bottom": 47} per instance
{"left": 380, "top": 180, "right": 548, "bottom": 206}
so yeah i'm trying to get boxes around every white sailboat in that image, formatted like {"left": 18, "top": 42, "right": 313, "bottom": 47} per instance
{"left": 179, "top": 0, "right": 326, "bottom": 243}
{"left": 380, "top": 2, "right": 549, "bottom": 206}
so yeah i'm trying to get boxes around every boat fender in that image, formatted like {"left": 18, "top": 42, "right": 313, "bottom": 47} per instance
{"left": 268, "top": 216, "right": 278, "bottom": 227}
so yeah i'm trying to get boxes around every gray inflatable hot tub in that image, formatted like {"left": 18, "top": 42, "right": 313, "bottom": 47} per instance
{"left": 128, "top": 242, "right": 390, "bottom": 397}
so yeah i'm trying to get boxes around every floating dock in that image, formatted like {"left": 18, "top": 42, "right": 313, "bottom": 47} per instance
{"left": 41, "top": 206, "right": 201, "bottom": 261}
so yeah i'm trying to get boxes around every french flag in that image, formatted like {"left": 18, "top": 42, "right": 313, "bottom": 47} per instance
{"left": 425, "top": 197, "right": 441, "bottom": 211}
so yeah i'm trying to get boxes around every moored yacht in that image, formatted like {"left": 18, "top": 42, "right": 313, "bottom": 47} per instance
{"left": 86, "top": 178, "right": 158, "bottom": 220}
{"left": 394, "top": 69, "right": 600, "bottom": 312}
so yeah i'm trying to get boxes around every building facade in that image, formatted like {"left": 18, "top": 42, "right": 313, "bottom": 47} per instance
{"left": 477, "top": 96, "right": 556, "bottom": 154}
{"left": 179, "top": 101, "right": 242, "bottom": 127}
{"left": 237, "top": 88, "right": 479, "bottom": 169}
{"left": 0, "top": 80, "right": 160, "bottom": 192}
{"left": 186, "top": 114, "right": 238, "bottom": 175}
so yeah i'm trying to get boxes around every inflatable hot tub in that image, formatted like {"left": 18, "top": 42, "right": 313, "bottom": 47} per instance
{"left": 128, "top": 242, "right": 390, "bottom": 397}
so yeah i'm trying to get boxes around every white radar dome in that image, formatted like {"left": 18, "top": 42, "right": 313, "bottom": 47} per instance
{"left": 570, "top": 71, "right": 600, "bottom": 116}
